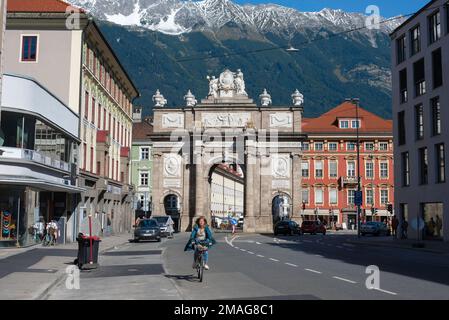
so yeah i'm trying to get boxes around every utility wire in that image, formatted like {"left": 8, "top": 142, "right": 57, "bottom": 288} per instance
{"left": 175, "top": 3, "right": 445, "bottom": 63}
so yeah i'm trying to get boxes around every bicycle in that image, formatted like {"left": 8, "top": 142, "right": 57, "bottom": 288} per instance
{"left": 193, "top": 242, "right": 210, "bottom": 282}
{"left": 42, "top": 228, "right": 57, "bottom": 246}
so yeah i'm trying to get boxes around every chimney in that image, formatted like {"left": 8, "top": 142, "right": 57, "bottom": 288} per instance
{"left": 132, "top": 106, "right": 142, "bottom": 123}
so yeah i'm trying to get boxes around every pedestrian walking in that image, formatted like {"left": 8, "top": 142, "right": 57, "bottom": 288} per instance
{"left": 391, "top": 215, "right": 399, "bottom": 237}
{"left": 401, "top": 219, "right": 408, "bottom": 239}
{"left": 435, "top": 215, "right": 443, "bottom": 238}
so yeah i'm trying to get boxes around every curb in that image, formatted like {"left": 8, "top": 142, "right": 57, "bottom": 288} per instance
{"left": 346, "top": 240, "right": 446, "bottom": 254}
{"left": 36, "top": 237, "right": 131, "bottom": 300}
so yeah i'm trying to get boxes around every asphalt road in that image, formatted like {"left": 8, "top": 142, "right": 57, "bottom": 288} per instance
{"left": 43, "top": 232, "right": 449, "bottom": 300}
{"left": 164, "top": 232, "right": 449, "bottom": 300}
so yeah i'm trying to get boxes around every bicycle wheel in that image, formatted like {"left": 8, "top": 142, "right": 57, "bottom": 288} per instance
{"left": 197, "top": 255, "right": 203, "bottom": 282}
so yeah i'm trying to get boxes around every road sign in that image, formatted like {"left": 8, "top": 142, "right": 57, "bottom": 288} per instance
{"left": 355, "top": 191, "right": 363, "bottom": 206}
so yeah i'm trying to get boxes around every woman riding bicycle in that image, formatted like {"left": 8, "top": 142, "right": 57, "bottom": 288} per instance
{"left": 184, "top": 216, "right": 216, "bottom": 270}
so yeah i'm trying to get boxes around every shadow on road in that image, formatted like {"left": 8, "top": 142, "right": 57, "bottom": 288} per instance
{"left": 258, "top": 233, "right": 449, "bottom": 287}
{"left": 164, "top": 274, "right": 200, "bottom": 283}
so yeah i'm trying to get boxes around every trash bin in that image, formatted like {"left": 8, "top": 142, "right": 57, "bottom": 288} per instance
{"left": 74, "top": 234, "right": 101, "bottom": 270}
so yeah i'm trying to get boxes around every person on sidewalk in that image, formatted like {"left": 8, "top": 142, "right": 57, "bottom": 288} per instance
{"left": 391, "top": 215, "right": 399, "bottom": 238}
{"left": 435, "top": 215, "right": 443, "bottom": 238}
{"left": 184, "top": 216, "right": 216, "bottom": 271}
{"left": 401, "top": 219, "right": 409, "bottom": 239}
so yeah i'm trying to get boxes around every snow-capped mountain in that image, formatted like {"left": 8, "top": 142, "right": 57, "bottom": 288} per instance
{"left": 69, "top": 0, "right": 402, "bottom": 37}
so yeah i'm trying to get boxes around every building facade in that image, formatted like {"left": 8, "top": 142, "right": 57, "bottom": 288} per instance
{"left": 391, "top": 0, "right": 449, "bottom": 241}
{"left": 4, "top": 0, "right": 139, "bottom": 240}
{"left": 0, "top": 74, "right": 82, "bottom": 247}
{"left": 301, "top": 102, "right": 394, "bottom": 229}
{"left": 0, "top": 0, "right": 6, "bottom": 103}
{"left": 131, "top": 107, "right": 153, "bottom": 219}
{"left": 210, "top": 164, "right": 244, "bottom": 218}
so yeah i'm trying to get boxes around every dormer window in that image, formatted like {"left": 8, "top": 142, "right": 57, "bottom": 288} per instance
{"left": 339, "top": 120, "right": 349, "bottom": 129}
{"left": 351, "top": 120, "right": 361, "bottom": 129}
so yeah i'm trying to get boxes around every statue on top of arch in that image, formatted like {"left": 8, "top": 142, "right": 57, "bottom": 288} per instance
{"left": 206, "top": 69, "right": 248, "bottom": 99}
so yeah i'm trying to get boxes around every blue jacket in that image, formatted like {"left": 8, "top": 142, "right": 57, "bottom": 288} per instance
{"left": 184, "top": 225, "right": 216, "bottom": 251}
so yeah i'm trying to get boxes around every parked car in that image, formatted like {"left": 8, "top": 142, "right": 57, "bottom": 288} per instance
{"left": 360, "top": 222, "right": 390, "bottom": 236}
{"left": 134, "top": 219, "right": 161, "bottom": 242}
{"left": 151, "top": 216, "right": 174, "bottom": 237}
{"left": 301, "top": 220, "right": 326, "bottom": 235}
{"left": 274, "top": 220, "right": 302, "bottom": 236}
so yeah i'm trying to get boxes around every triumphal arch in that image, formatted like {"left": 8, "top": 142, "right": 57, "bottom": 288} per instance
{"left": 150, "top": 69, "right": 305, "bottom": 232}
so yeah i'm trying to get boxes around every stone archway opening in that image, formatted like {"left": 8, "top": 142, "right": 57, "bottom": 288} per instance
{"left": 272, "top": 193, "right": 292, "bottom": 225}
{"left": 163, "top": 194, "right": 180, "bottom": 231}
{"left": 208, "top": 162, "right": 245, "bottom": 231}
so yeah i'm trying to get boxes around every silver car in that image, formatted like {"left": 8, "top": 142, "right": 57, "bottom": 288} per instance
{"left": 360, "top": 221, "right": 390, "bottom": 236}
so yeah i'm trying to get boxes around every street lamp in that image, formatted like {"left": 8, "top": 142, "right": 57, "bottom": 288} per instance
{"left": 346, "top": 98, "right": 361, "bottom": 238}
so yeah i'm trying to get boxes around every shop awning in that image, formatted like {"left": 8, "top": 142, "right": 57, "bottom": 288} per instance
{"left": 0, "top": 177, "right": 85, "bottom": 193}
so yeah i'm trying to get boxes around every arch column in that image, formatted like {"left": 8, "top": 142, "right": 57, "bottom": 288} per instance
{"left": 244, "top": 137, "right": 256, "bottom": 233}
{"left": 291, "top": 153, "right": 302, "bottom": 222}
{"left": 195, "top": 151, "right": 206, "bottom": 218}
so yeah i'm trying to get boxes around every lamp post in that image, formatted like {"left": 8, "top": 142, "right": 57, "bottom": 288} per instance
{"left": 346, "top": 98, "right": 361, "bottom": 238}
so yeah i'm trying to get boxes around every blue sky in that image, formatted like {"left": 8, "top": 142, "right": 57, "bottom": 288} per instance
{"left": 235, "top": 0, "right": 430, "bottom": 17}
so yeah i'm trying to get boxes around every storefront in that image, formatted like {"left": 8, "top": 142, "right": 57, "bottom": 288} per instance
{"left": 421, "top": 203, "right": 444, "bottom": 240}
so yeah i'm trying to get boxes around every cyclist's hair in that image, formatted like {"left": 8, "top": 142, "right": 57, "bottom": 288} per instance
{"left": 196, "top": 216, "right": 208, "bottom": 226}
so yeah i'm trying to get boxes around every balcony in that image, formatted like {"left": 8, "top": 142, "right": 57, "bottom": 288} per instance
{"left": 97, "top": 130, "right": 111, "bottom": 147}
{"left": 0, "top": 147, "right": 71, "bottom": 172}
{"left": 120, "top": 147, "right": 130, "bottom": 158}
{"left": 340, "top": 176, "right": 359, "bottom": 187}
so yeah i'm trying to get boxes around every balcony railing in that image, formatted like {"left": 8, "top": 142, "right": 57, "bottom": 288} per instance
{"left": 0, "top": 147, "right": 71, "bottom": 172}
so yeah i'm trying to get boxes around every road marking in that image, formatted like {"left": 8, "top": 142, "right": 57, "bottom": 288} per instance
{"left": 247, "top": 251, "right": 255, "bottom": 255}
{"left": 336, "top": 246, "right": 344, "bottom": 249}
{"left": 374, "top": 288, "right": 398, "bottom": 296}
{"left": 305, "top": 268, "right": 322, "bottom": 274}
{"left": 285, "top": 263, "right": 298, "bottom": 267}
{"left": 333, "top": 276, "right": 357, "bottom": 284}
{"left": 234, "top": 247, "right": 239, "bottom": 250}
{"left": 256, "top": 242, "right": 262, "bottom": 245}
{"left": 240, "top": 249, "right": 247, "bottom": 252}
{"left": 269, "top": 258, "right": 279, "bottom": 262}
{"left": 257, "top": 254, "right": 265, "bottom": 258}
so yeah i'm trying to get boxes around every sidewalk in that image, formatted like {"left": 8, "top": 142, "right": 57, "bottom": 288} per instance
{"left": 0, "top": 232, "right": 132, "bottom": 300}
{"left": 347, "top": 236, "right": 449, "bottom": 254}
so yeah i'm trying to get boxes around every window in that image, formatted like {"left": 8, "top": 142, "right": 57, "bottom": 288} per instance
{"left": 413, "top": 58, "right": 426, "bottom": 97}
{"left": 347, "top": 161, "right": 356, "bottom": 177}
{"left": 91, "top": 97, "right": 96, "bottom": 125}
{"left": 83, "top": 143, "right": 87, "bottom": 170}
{"left": 366, "top": 162, "right": 374, "bottom": 179}
{"left": 98, "top": 104, "right": 102, "bottom": 129}
{"left": 348, "top": 190, "right": 355, "bottom": 205}
{"left": 328, "top": 142, "right": 338, "bottom": 151}
{"left": 301, "top": 161, "right": 309, "bottom": 178}
{"left": 315, "top": 161, "right": 323, "bottom": 178}
{"left": 380, "top": 162, "right": 389, "bottom": 179}
{"left": 398, "top": 111, "right": 406, "bottom": 145}
{"left": 347, "top": 142, "right": 356, "bottom": 151}
{"left": 410, "top": 25, "right": 421, "bottom": 55}
{"left": 397, "top": 35, "right": 407, "bottom": 64}
{"left": 351, "top": 120, "right": 361, "bottom": 129}
{"left": 402, "top": 152, "right": 410, "bottom": 187}
{"left": 339, "top": 120, "right": 349, "bottom": 129}
{"left": 302, "top": 188, "right": 309, "bottom": 204}
{"left": 399, "top": 69, "right": 408, "bottom": 103}
{"left": 90, "top": 147, "right": 94, "bottom": 173}
{"left": 415, "top": 104, "right": 424, "bottom": 140}
{"left": 140, "top": 147, "right": 150, "bottom": 160}
{"left": 21, "top": 35, "right": 38, "bottom": 62}
{"left": 140, "top": 172, "right": 149, "bottom": 186}
{"left": 315, "top": 142, "right": 323, "bottom": 151}
{"left": 366, "top": 189, "right": 374, "bottom": 205}
{"left": 379, "top": 142, "right": 389, "bottom": 151}
{"left": 365, "top": 142, "right": 374, "bottom": 151}
{"left": 432, "top": 48, "right": 443, "bottom": 88}
{"left": 429, "top": 11, "right": 441, "bottom": 44}
{"left": 103, "top": 108, "right": 107, "bottom": 130}
{"left": 419, "top": 147, "right": 429, "bottom": 185}
{"left": 436, "top": 143, "right": 446, "bottom": 183}
{"left": 330, "top": 188, "right": 338, "bottom": 204}
{"left": 84, "top": 92, "right": 89, "bottom": 120}
{"left": 329, "top": 160, "right": 338, "bottom": 178}
{"left": 431, "top": 97, "right": 441, "bottom": 136}
{"left": 380, "top": 190, "right": 389, "bottom": 205}
{"left": 302, "top": 142, "right": 309, "bottom": 151}
{"left": 315, "top": 188, "right": 324, "bottom": 204}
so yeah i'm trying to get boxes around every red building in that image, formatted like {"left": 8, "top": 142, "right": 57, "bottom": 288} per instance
{"left": 301, "top": 101, "right": 394, "bottom": 229}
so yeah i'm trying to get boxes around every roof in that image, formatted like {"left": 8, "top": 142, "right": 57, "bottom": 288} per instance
{"left": 133, "top": 118, "right": 153, "bottom": 141}
{"left": 302, "top": 102, "right": 393, "bottom": 134}
{"left": 7, "top": 0, "right": 84, "bottom": 13}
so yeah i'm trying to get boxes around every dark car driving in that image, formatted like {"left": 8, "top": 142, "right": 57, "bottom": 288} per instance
{"left": 274, "top": 220, "right": 302, "bottom": 236}
{"left": 301, "top": 220, "right": 326, "bottom": 235}
{"left": 134, "top": 219, "right": 161, "bottom": 242}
